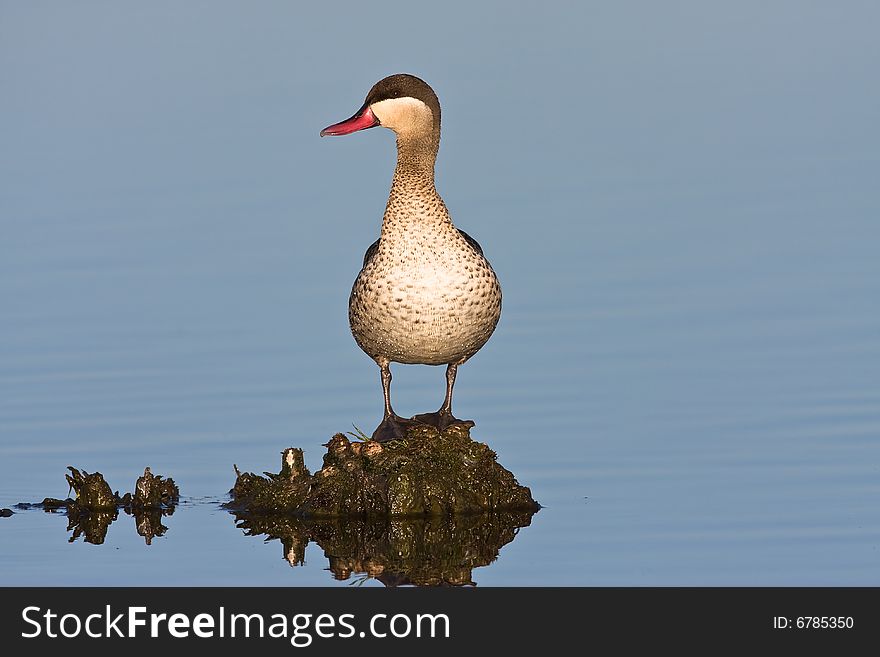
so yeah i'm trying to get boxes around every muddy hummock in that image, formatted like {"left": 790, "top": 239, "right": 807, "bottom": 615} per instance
{"left": 228, "top": 424, "right": 539, "bottom": 517}
{"left": 15, "top": 466, "right": 179, "bottom": 544}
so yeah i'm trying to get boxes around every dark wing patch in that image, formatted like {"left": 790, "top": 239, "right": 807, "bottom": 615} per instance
{"left": 362, "top": 238, "right": 380, "bottom": 267}
{"left": 457, "top": 229, "right": 484, "bottom": 256}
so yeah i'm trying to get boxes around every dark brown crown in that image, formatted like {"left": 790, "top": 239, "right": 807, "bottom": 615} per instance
{"left": 364, "top": 74, "right": 441, "bottom": 134}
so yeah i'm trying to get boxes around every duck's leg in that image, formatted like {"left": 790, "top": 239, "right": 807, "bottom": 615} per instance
{"left": 372, "top": 360, "right": 419, "bottom": 442}
{"left": 413, "top": 363, "right": 475, "bottom": 431}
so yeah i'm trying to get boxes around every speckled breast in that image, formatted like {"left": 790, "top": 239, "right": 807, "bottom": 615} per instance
{"left": 348, "top": 239, "right": 502, "bottom": 366}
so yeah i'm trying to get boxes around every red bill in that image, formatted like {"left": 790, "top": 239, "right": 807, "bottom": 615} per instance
{"left": 320, "top": 105, "right": 379, "bottom": 137}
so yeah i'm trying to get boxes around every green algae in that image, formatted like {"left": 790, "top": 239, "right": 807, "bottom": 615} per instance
{"left": 64, "top": 466, "right": 117, "bottom": 511}
{"left": 18, "top": 466, "right": 179, "bottom": 545}
{"left": 228, "top": 424, "right": 539, "bottom": 518}
{"left": 123, "top": 467, "right": 180, "bottom": 509}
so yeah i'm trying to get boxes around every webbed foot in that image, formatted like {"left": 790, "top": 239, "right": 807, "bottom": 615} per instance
{"left": 371, "top": 415, "right": 422, "bottom": 443}
{"left": 411, "top": 410, "right": 475, "bottom": 432}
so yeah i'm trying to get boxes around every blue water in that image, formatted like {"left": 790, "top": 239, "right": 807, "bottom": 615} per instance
{"left": 1, "top": 2, "right": 878, "bottom": 585}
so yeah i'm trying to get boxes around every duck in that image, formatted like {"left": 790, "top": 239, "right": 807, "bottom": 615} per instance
{"left": 321, "top": 74, "right": 502, "bottom": 442}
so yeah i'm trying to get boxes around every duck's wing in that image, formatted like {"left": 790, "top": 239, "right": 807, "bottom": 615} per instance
{"left": 362, "top": 238, "right": 380, "bottom": 267}
{"left": 457, "top": 229, "right": 484, "bottom": 256}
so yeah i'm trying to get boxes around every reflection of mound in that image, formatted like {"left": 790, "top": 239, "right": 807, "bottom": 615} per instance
{"left": 61, "top": 506, "right": 175, "bottom": 545}
{"left": 232, "top": 510, "right": 536, "bottom": 586}
{"left": 64, "top": 507, "right": 118, "bottom": 545}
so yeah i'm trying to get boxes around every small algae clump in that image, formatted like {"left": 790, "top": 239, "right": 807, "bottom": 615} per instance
{"left": 18, "top": 466, "right": 180, "bottom": 545}
{"left": 64, "top": 466, "right": 117, "bottom": 510}
{"left": 122, "top": 467, "right": 180, "bottom": 509}
{"left": 228, "top": 424, "right": 539, "bottom": 517}
{"left": 230, "top": 448, "right": 313, "bottom": 514}
{"left": 38, "top": 466, "right": 180, "bottom": 512}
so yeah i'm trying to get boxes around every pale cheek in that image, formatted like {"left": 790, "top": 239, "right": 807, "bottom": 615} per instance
{"left": 371, "top": 98, "right": 433, "bottom": 134}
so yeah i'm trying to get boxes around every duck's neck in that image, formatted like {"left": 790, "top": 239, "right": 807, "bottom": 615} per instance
{"left": 382, "top": 133, "right": 451, "bottom": 234}
{"left": 392, "top": 133, "right": 438, "bottom": 189}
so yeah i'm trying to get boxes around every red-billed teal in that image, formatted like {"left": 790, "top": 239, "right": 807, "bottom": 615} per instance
{"left": 321, "top": 74, "right": 502, "bottom": 442}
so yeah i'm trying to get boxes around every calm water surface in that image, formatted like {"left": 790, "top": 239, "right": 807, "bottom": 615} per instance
{"left": 1, "top": 3, "right": 878, "bottom": 585}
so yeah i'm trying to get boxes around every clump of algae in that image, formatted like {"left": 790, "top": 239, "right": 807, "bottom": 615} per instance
{"left": 228, "top": 424, "right": 539, "bottom": 517}
{"left": 20, "top": 466, "right": 180, "bottom": 545}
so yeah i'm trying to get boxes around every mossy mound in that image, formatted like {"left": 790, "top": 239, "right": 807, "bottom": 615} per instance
{"left": 228, "top": 424, "right": 539, "bottom": 517}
